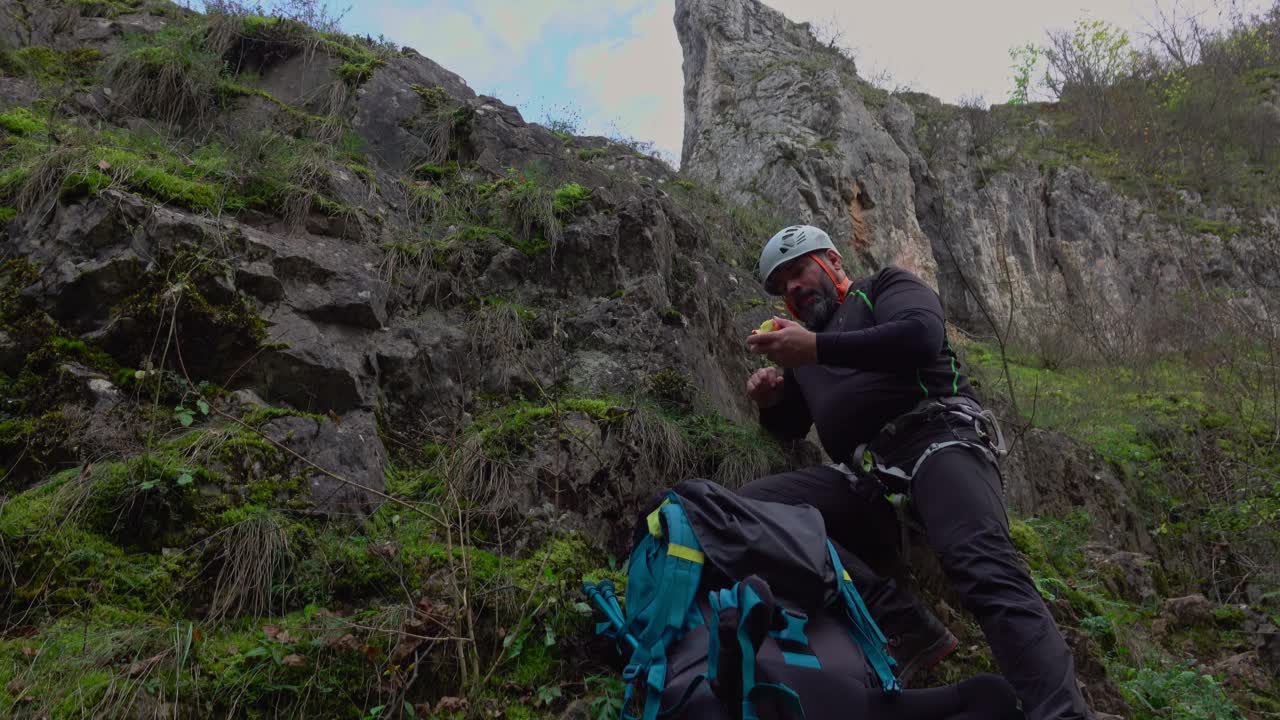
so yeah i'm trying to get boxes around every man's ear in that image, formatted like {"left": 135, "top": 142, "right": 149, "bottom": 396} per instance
{"left": 826, "top": 249, "right": 843, "bottom": 273}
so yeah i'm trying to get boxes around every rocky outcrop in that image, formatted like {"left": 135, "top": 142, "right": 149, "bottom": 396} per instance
{"left": 674, "top": 0, "right": 1280, "bottom": 346}
{"left": 675, "top": 0, "right": 938, "bottom": 284}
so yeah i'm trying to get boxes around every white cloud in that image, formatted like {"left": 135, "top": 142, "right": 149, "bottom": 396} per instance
{"left": 565, "top": 0, "right": 684, "bottom": 163}
{"left": 366, "top": 0, "right": 653, "bottom": 95}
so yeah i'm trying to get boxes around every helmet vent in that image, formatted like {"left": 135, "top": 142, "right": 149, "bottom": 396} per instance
{"left": 779, "top": 226, "right": 806, "bottom": 254}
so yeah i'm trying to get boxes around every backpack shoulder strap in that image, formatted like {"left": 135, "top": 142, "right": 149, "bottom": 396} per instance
{"left": 618, "top": 494, "right": 707, "bottom": 720}
{"left": 826, "top": 541, "right": 902, "bottom": 694}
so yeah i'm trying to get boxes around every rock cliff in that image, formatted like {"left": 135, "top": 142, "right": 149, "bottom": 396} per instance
{"left": 675, "top": 0, "right": 1280, "bottom": 348}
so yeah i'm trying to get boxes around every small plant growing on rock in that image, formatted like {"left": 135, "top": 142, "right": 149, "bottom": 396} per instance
{"left": 551, "top": 182, "right": 589, "bottom": 215}
{"left": 104, "top": 24, "right": 223, "bottom": 127}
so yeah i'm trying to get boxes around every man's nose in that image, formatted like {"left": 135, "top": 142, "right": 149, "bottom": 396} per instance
{"left": 785, "top": 276, "right": 805, "bottom": 297}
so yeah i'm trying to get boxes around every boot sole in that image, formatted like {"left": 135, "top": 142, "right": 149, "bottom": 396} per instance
{"left": 895, "top": 631, "right": 959, "bottom": 688}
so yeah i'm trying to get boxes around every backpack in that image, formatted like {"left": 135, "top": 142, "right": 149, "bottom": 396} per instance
{"left": 583, "top": 479, "right": 901, "bottom": 720}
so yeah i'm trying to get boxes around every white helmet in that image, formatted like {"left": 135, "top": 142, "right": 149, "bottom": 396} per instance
{"left": 758, "top": 224, "right": 840, "bottom": 295}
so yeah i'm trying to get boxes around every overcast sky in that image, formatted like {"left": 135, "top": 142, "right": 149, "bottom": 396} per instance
{"left": 327, "top": 0, "right": 1267, "bottom": 165}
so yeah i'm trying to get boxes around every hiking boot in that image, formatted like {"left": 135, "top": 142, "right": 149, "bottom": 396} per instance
{"left": 885, "top": 611, "right": 959, "bottom": 688}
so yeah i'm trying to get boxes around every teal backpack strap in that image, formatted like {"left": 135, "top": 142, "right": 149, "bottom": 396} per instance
{"left": 619, "top": 495, "right": 707, "bottom": 720}
{"left": 826, "top": 541, "right": 902, "bottom": 693}
{"left": 709, "top": 580, "right": 807, "bottom": 720}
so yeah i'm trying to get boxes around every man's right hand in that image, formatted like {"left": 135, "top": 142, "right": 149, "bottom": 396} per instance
{"left": 747, "top": 367, "right": 785, "bottom": 408}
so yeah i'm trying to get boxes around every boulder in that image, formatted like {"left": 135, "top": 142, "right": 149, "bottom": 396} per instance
{"left": 262, "top": 410, "right": 386, "bottom": 516}
{"left": 1163, "top": 594, "right": 1215, "bottom": 629}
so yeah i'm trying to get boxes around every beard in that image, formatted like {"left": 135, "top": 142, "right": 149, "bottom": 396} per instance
{"left": 796, "top": 280, "right": 839, "bottom": 329}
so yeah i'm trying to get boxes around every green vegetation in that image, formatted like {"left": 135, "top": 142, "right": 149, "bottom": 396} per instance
{"left": 994, "top": 9, "right": 1280, "bottom": 217}
{"left": 959, "top": 334, "right": 1278, "bottom": 714}
{"left": 965, "top": 342, "right": 1278, "bottom": 590}
{"left": 0, "top": 45, "right": 103, "bottom": 84}
{"left": 0, "top": 114, "right": 357, "bottom": 222}
{"left": 104, "top": 24, "right": 224, "bottom": 126}
{"left": 551, "top": 182, "right": 590, "bottom": 214}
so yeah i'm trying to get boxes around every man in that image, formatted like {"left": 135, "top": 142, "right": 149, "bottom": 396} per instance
{"left": 739, "top": 224, "right": 1094, "bottom": 720}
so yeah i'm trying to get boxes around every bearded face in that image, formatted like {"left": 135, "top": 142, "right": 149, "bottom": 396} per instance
{"left": 793, "top": 276, "right": 840, "bottom": 329}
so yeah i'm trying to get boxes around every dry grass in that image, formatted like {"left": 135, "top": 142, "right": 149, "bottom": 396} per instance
{"left": 417, "top": 105, "right": 466, "bottom": 166}
{"left": 103, "top": 26, "right": 222, "bottom": 128}
{"left": 437, "top": 433, "right": 517, "bottom": 510}
{"left": 206, "top": 510, "right": 294, "bottom": 621}
{"left": 711, "top": 444, "right": 774, "bottom": 488}
{"left": 468, "top": 301, "right": 532, "bottom": 361}
{"left": 624, "top": 404, "right": 692, "bottom": 483}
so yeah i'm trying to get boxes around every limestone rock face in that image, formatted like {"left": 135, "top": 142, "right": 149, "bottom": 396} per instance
{"left": 675, "top": 0, "right": 1280, "bottom": 347}
{"left": 675, "top": 0, "right": 938, "bottom": 284}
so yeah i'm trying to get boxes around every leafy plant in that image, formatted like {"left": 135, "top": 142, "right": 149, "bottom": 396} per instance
{"left": 174, "top": 398, "right": 210, "bottom": 427}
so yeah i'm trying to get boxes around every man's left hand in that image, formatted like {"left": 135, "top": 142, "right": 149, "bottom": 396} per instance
{"left": 746, "top": 317, "right": 817, "bottom": 368}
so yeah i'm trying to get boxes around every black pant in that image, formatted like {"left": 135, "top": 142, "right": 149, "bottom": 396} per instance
{"left": 740, "top": 433, "right": 1093, "bottom": 720}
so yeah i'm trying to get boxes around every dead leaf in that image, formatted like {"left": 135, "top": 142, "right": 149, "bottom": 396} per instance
{"left": 327, "top": 633, "right": 361, "bottom": 652}
{"left": 96, "top": 159, "right": 110, "bottom": 171}
{"left": 281, "top": 653, "right": 306, "bottom": 667}
{"left": 19, "top": 645, "right": 36, "bottom": 658}
{"left": 327, "top": 409, "right": 341, "bottom": 425}
{"left": 263, "top": 625, "right": 293, "bottom": 643}
{"left": 362, "top": 644, "right": 383, "bottom": 663}
{"left": 435, "top": 697, "right": 469, "bottom": 712}
{"left": 226, "top": 645, "right": 240, "bottom": 655}
{"left": 192, "top": 628, "right": 204, "bottom": 643}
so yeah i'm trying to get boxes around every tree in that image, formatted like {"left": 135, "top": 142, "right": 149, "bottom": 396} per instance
{"left": 1041, "top": 18, "right": 1138, "bottom": 99}
{"left": 1008, "top": 43, "right": 1043, "bottom": 104}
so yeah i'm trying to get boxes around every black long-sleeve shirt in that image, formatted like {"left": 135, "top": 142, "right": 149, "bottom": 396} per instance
{"left": 760, "top": 266, "right": 976, "bottom": 463}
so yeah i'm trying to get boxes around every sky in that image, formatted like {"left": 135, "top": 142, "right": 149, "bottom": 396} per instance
{"left": 320, "top": 0, "right": 1267, "bottom": 165}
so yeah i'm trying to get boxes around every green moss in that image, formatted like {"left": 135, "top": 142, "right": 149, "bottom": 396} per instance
{"left": 414, "top": 161, "right": 459, "bottom": 181}
{"left": 410, "top": 83, "right": 449, "bottom": 108}
{"left": 1212, "top": 605, "right": 1247, "bottom": 627}
{"left": 238, "top": 14, "right": 311, "bottom": 42}
{"left": 0, "top": 604, "right": 175, "bottom": 715}
{"left": 472, "top": 398, "right": 626, "bottom": 457}
{"left": 0, "top": 107, "right": 47, "bottom": 135}
{"left": 2, "top": 45, "right": 101, "bottom": 83}
{"left": 576, "top": 148, "right": 608, "bottom": 161}
{"left": 1008, "top": 519, "right": 1048, "bottom": 564}
{"left": 0, "top": 207, "right": 17, "bottom": 223}
{"left": 0, "top": 415, "right": 67, "bottom": 489}
{"left": 509, "top": 640, "right": 557, "bottom": 686}
{"left": 551, "top": 182, "right": 589, "bottom": 215}
{"left": 1, "top": 471, "right": 194, "bottom": 614}
{"left": 452, "top": 224, "right": 512, "bottom": 244}
{"left": 336, "top": 57, "right": 385, "bottom": 85}
{"left": 241, "top": 406, "right": 328, "bottom": 427}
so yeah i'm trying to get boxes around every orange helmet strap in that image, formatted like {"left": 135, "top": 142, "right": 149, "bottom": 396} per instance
{"left": 811, "top": 255, "right": 850, "bottom": 304}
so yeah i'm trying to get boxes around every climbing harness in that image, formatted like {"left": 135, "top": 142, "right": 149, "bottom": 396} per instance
{"left": 831, "top": 396, "right": 1009, "bottom": 562}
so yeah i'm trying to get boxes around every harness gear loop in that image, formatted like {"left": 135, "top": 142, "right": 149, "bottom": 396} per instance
{"left": 833, "top": 397, "right": 1008, "bottom": 564}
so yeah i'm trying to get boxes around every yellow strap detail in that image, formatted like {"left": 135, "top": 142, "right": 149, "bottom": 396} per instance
{"left": 646, "top": 499, "right": 671, "bottom": 537}
{"left": 842, "top": 570, "right": 852, "bottom": 582}
{"left": 667, "top": 543, "right": 705, "bottom": 564}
